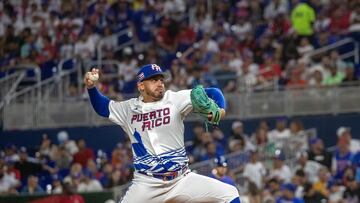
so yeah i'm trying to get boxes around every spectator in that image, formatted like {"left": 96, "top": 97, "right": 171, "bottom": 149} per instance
{"left": 264, "top": 178, "right": 282, "bottom": 202}
{"left": 192, "top": 3, "right": 213, "bottom": 34}
{"left": 73, "top": 139, "right": 95, "bottom": 168}
{"left": 329, "top": 5, "right": 351, "bottom": 36}
{"left": 60, "top": 182, "right": 85, "bottom": 203}
{"left": 332, "top": 137, "right": 353, "bottom": 181}
{"left": 77, "top": 170, "right": 103, "bottom": 192}
{"left": 228, "top": 121, "right": 255, "bottom": 152}
{"left": 74, "top": 33, "right": 95, "bottom": 61}
{"left": 352, "top": 151, "right": 360, "bottom": 183}
{"left": 14, "top": 147, "right": 42, "bottom": 182}
{"left": 303, "top": 182, "right": 327, "bottom": 203}
{"left": 5, "top": 161, "right": 20, "bottom": 181}
{"left": 118, "top": 47, "right": 138, "bottom": 91}
{"left": 290, "top": 1, "right": 316, "bottom": 37}
{"left": 286, "top": 68, "right": 307, "bottom": 88}
{"left": 264, "top": 0, "right": 288, "bottom": 20}
{"left": 308, "top": 138, "right": 333, "bottom": 170}
{"left": 276, "top": 183, "right": 304, "bottom": 203}
{"left": 293, "top": 151, "right": 322, "bottom": 184}
{"left": 200, "top": 141, "right": 224, "bottom": 161}
{"left": 59, "top": 34, "right": 75, "bottom": 59}
{"left": 342, "top": 174, "right": 360, "bottom": 203}
{"left": 348, "top": 3, "right": 360, "bottom": 41}
{"left": 289, "top": 120, "right": 308, "bottom": 151}
{"left": 0, "top": 164, "right": 19, "bottom": 195}
{"left": 156, "top": 16, "right": 179, "bottom": 54}
{"left": 268, "top": 117, "right": 291, "bottom": 142}
{"left": 38, "top": 134, "right": 54, "bottom": 157}
{"left": 86, "top": 160, "right": 101, "bottom": 180}
{"left": 106, "top": 170, "right": 125, "bottom": 188}
{"left": 330, "top": 50, "right": 347, "bottom": 73}
{"left": 57, "top": 131, "right": 79, "bottom": 155}
{"left": 209, "top": 156, "right": 236, "bottom": 186}
{"left": 258, "top": 53, "right": 282, "bottom": 84}
{"left": 51, "top": 176, "right": 63, "bottom": 194}
{"left": 292, "top": 169, "right": 308, "bottom": 198}
{"left": 243, "top": 150, "right": 266, "bottom": 190}
{"left": 296, "top": 38, "right": 314, "bottom": 59}
{"left": 64, "top": 163, "right": 83, "bottom": 187}
{"left": 214, "top": 60, "right": 237, "bottom": 92}
{"left": 314, "top": 10, "right": 331, "bottom": 33}
{"left": 100, "top": 162, "right": 113, "bottom": 187}
{"left": 269, "top": 152, "right": 292, "bottom": 183}
{"left": 238, "top": 55, "right": 259, "bottom": 89}
{"left": 336, "top": 126, "right": 360, "bottom": 153}
{"left": 21, "top": 175, "right": 44, "bottom": 195}
{"left": 251, "top": 128, "right": 270, "bottom": 149}
{"left": 211, "top": 128, "right": 227, "bottom": 149}
{"left": 322, "top": 65, "right": 345, "bottom": 86}
{"left": 54, "top": 146, "right": 72, "bottom": 170}
{"left": 131, "top": 1, "right": 157, "bottom": 53}
{"left": 342, "top": 63, "right": 358, "bottom": 84}
{"left": 3, "top": 144, "right": 19, "bottom": 163}
{"left": 312, "top": 167, "right": 331, "bottom": 199}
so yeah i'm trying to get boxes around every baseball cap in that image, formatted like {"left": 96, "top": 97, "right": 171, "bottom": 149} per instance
{"left": 337, "top": 126, "right": 350, "bottom": 137}
{"left": 274, "top": 150, "right": 285, "bottom": 161}
{"left": 231, "top": 121, "right": 243, "bottom": 130}
{"left": 136, "top": 64, "right": 169, "bottom": 82}
{"left": 309, "top": 137, "right": 321, "bottom": 145}
{"left": 214, "top": 156, "right": 228, "bottom": 167}
{"left": 281, "top": 183, "right": 296, "bottom": 193}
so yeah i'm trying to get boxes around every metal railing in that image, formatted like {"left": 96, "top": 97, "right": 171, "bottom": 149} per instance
{"left": 3, "top": 82, "right": 360, "bottom": 130}
{"left": 0, "top": 71, "right": 26, "bottom": 110}
{"left": 308, "top": 37, "right": 359, "bottom": 64}
{"left": 223, "top": 84, "right": 360, "bottom": 120}
{"left": 0, "top": 71, "right": 25, "bottom": 101}
{"left": 1, "top": 60, "right": 128, "bottom": 130}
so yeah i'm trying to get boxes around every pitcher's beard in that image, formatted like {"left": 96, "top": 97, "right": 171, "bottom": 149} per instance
{"left": 148, "top": 89, "right": 164, "bottom": 101}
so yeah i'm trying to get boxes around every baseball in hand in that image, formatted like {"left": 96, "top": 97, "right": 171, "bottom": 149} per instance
{"left": 89, "top": 73, "right": 99, "bottom": 81}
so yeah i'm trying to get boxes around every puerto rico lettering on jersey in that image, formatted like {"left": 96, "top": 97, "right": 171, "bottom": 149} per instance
{"left": 131, "top": 107, "right": 171, "bottom": 131}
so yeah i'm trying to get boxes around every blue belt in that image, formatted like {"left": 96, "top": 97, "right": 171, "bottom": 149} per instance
{"left": 137, "top": 167, "right": 189, "bottom": 181}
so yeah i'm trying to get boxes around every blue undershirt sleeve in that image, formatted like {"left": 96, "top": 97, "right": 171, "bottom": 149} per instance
{"left": 87, "top": 87, "right": 110, "bottom": 117}
{"left": 205, "top": 87, "right": 226, "bottom": 109}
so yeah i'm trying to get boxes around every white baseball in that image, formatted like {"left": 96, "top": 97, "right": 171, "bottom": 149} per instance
{"left": 89, "top": 73, "right": 99, "bottom": 81}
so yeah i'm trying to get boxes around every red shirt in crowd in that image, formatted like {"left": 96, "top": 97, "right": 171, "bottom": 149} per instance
{"left": 259, "top": 63, "right": 282, "bottom": 81}
{"left": 73, "top": 148, "right": 94, "bottom": 167}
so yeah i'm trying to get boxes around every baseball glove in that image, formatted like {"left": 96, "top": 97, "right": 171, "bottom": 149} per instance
{"left": 191, "top": 85, "right": 221, "bottom": 126}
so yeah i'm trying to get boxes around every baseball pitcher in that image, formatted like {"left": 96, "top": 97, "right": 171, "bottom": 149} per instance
{"left": 84, "top": 64, "right": 241, "bottom": 203}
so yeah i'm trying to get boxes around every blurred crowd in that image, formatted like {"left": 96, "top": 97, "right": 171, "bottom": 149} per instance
{"left": 0, "top": 0, "right": 360, "bottom": 94}
{"left": 0, "top": 130, "right": 133, "bottom": 196}
{"left": 207, "top": 120, "right": 360, "bottom": 203}
{"left": 0, "top": 118, "right": 359, "bottom": 203}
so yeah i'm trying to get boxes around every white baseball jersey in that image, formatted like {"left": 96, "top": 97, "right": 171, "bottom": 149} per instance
{"left": 108, "top": 89, "right": 193, "bottom": 174}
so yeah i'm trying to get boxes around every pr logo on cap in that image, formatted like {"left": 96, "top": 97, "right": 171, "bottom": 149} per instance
{"left": 151, "top": 64, "right": 162, "bottom": 71}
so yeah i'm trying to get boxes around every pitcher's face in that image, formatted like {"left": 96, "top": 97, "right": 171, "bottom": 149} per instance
{"left": 138, "top": 75, "right": 165, "bottom": 102}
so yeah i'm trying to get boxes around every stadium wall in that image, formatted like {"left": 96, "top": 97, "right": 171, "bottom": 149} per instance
{"left": 1, "top": 113, "right": 360, "bottom": 151}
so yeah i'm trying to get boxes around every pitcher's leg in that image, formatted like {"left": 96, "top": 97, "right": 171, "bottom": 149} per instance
{"left": 166, "top": 172, "right": 240, "bottom": 203}
{"left": 120, "top": 173, "right": 168, "bottom": 203}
